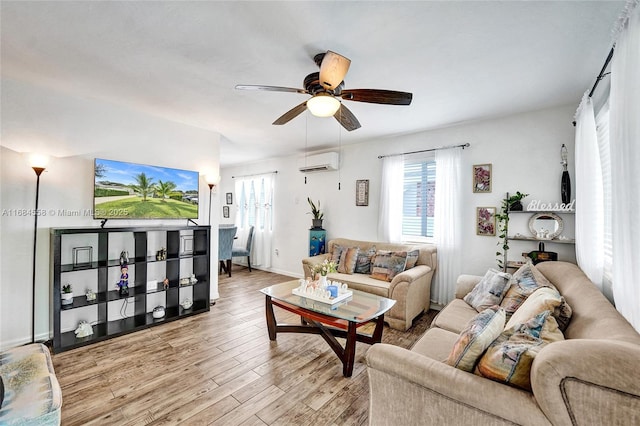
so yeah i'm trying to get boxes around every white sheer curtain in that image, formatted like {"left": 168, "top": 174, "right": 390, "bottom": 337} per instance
{"left": 377, "top": 155, "right": 404, "bottom": 243}
{"left": 610, "top": 1, "right": 640, "bottom": 331}
{"left": 431, "top": 147, "right": 462, "bottom": 305}
{"left": 574, "top": 94, "right": 604, "bottom": 289}
{"left": 234, "top": 173, "right": 274, "bottom": 268}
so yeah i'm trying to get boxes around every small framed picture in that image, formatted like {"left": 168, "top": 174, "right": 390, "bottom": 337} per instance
{"left": 180, "top": 235, "right": 193, "bottom": 255}
{"left": 476, "top": 207, "right": 496, "bottom": 236}
{"left": 356, "top": 179, "right": 369, "bottom": 206}
{"left": 222, "top": 205, "right": 230, "bottom": 218}
{"left": 226, "top": 193, "right": 233, "bottom": 205}
{"left": 473, "top": 164, "right": 492, "bottom": 193}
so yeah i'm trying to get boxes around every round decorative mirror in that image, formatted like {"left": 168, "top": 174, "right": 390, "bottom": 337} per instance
{"left": 528, "top": 212, "right": 563, "bottom": 240}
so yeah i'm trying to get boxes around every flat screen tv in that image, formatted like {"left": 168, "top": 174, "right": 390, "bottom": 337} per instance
{"left": 94, "top": 158, "right": 199, "bottom": 219}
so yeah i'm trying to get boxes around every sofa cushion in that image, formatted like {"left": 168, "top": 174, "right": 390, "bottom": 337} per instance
{"left": 464, "top": 269, "right": 512, "bottom": 312}
{"left": 371, "top": 250, "right": 408, "bottom": 282}
{"left": 411, "top": 327, "right": 460, "bottom": 361}
{"left": 500, "top": 263, "right": 553, "bottom": 320}
{"left": 432, "top": 299, "right": 479, "bottom": 334}
{"left": 354, "top": 246, "right": 376, "bottom": 274}
{"left": 327, "top": 272, "right": 390, "bottom": 297}
{"left": 337, "top": 247, "right": 359, "bottom": 274}
{"left": 446, "top": 306, "right": 506, "bottom": 372}
{"left": 477, "top": 311, "right": 564, "bottom": 391}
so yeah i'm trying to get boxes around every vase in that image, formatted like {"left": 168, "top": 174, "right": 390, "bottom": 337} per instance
{"left": 561, "top": 170, "right": 571, "bottom": 204}
{"left": 319, "top": 275, "right": 328, "bottom": 287}
{"left": 510, "top": 200, "right": 523, "bottom": 211}
{"left": 312, "top": 219, "right": 324, "bottom": 229}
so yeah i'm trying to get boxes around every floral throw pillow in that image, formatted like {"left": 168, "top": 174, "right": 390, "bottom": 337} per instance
{"left": 446, "top": 306, "right": 506, "bottom": 372}
{"left": 405, "top": 249, "right": 420, "bottom": 270}
{"left": 330, "top": 244, "right": 345, "bottom": 265}
{"left": 463, "top": 269, "right": 512, "bottom": 312}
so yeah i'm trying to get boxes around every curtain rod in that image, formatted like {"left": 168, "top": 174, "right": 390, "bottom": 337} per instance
{"left": 378, "top": 143, "right": 470, "bottom": 159}
{"left": 231, "top": 170, "right": 278, "bottom": 179}
{"left": 573, "top": 46, "right": 615, "bottom": 126}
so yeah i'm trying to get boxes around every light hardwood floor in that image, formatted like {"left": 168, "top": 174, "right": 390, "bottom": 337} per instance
{"left": 52, "top": 268, "right": 436, "bottom": 425}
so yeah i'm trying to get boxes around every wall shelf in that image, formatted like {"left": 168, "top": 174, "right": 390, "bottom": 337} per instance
{"left": 51, "top": 225, "right": 210, "bottom": 353}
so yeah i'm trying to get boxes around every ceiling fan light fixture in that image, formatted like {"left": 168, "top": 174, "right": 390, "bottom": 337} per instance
{"left": 307, "top": 94, "right": 340, "bottom": 117}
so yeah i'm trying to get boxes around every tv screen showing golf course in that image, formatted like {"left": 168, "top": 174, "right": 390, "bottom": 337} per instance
{"left": 94, "top": 158, "right": 199, "bottom": 219}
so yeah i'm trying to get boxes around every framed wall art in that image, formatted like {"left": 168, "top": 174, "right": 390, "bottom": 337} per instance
{"left": 225, "top": 193, "right": 233, "bottom": 205}
{"left": 222, "top": 205, "right": 230, "bottom": 218}
{"left": 473, "top": 164, "right": 492, "bottom": 193}
{"left": 356, "top": 179, "right": 369, "bottom": 206}
{"left": 476, "top": 207, "right": 496, "bottom": 236}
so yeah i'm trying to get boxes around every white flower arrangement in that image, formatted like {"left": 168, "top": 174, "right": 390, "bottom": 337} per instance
{"left": 312, "top": 259, "right": 338, "bottom": 277}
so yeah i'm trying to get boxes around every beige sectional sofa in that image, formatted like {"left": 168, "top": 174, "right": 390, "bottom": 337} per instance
{"left": 302, "top": 238, "right": 437, "bottom": 331}
{"left": 366, "top": 261, "right": 640, "bottom": 425}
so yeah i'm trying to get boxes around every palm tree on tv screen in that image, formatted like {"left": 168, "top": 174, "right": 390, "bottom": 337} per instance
{"left": 132, "top": 172, "right": 155, "bottom": 201}
{"left": 156, "top": 180, "right": 176, "bottom": 202}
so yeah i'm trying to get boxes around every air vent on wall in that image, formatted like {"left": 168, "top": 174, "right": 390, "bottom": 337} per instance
{"left": 298, "top": 152, "right": 339, "bottom": 173}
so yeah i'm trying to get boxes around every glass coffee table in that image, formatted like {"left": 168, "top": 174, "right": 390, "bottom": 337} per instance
{"left": 260, "top": 280, "right": 396, "bottom": 377}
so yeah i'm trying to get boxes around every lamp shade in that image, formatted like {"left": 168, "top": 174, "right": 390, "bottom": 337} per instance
{"left": 307, "top": 94, "right": 340, "bottom": 117}
{"left": 205, "top": 174, "right": 221, "bottom": 186}
{"left": 28, "top": 153, "right": 50, "bottom": 169}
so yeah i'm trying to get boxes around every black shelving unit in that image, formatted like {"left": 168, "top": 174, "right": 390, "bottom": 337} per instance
{"left": 51, "top": 225, "right": 210, "bottom": 353}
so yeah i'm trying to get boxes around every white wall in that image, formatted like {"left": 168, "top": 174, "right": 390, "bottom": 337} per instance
{"left": 0, "top": 79, "right": 221, "bottom": 349}
{"left": 220, "top": 104, "right": 577, "bottom": 279}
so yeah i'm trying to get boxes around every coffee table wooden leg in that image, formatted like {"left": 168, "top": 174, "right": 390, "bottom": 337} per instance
{"left": 265, "top": 296, "right": 277, "bottom": 340}
{"left": 342, "top": 321, "right": 357, "bottom": 377}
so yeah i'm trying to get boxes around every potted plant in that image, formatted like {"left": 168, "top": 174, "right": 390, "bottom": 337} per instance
{"left": 307, "top": 197, "right": 324, "bottom": 229}
{"left": 496, "top": 191, "right": 529, "bottom": 270}
{"left": 62, "top": 284, "right": 73, "bottom": 306}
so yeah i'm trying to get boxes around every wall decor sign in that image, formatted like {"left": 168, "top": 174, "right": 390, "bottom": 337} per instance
{"left": 476, "top": 207, "right": 496, "bottom": 236}
{"left": 472, "top": 164, "right": 492, "bottom": 193}
{"left": 222, "top": 205, "right": 230, "bottom": 218}
{"left": 356, "top": 179, "right": 369, "bottom": 206}
{"left": 226, "top": 193, "right": 233, "bottom": 205}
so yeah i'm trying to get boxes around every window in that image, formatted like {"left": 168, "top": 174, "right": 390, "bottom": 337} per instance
{"left": 402, "top": 156, "right": 436, "bottom": 239}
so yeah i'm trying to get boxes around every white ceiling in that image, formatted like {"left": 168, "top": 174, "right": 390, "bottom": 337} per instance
{"left": 1, "top": 1, "right": 624, "bottom": 166}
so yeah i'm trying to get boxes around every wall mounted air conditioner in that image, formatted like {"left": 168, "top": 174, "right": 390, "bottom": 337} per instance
{"left": 298, "top": 152, "right": 339, "bottom": 173}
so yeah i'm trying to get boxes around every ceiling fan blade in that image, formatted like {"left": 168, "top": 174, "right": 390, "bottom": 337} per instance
{"left": 333, "top": 104, "right": 361, "bottom": 131}
{"left": 273, "top": 101, "right": 308, "bottom": 125}
{"left": 319, "top": 51, "right": 351, "bottom": 91}
{"left": 235, "top": 84, "right": 307, "bottom": 94}
{"left": 340, "top": 89, "right": 412, "bottom": 105}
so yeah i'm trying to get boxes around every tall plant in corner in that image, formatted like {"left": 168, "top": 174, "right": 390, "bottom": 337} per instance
{"left": 496, "top": 191, "right": 529, "bottom": 271}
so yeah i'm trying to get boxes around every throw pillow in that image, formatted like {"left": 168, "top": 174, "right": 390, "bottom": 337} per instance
{"left": 330, "top": 244, "right": 345, "bottom": 265}
{"left": 337, "top": 247, "right": 360, "bottom": 274}
{"left": 463, "top": 269, "right": 512, "bottom": 312}
{"left": 500, "top": 263, "right": 553, "bottom": 320}
{"left": 553, "top": 296, "right": 573, "bottom": 332}
{"left": 445, "top": 306, "right": 506, "bottom": 372}
{"left": 477, "top": 311, "right": 564, "bottom": 391}
{"left": 0, "top": 375, "right": 3, "bottom": 409}
{"left": 371, "top": 250, "right": 408, "bottom": 282}
{"left": 405, "top": 249, "right": 420, "bottom": 269}
{"left": 354, "top": 246, "right": 376, "bottom": 274}
{"left": 505, "top": 287, "right": 562, "bottom": 329}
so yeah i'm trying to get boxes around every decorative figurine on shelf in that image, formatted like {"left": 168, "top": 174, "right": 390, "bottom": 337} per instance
{"left": 560, "top": 144, "right": 571, "bottom": 204}
{"left": 156, "top": 247, "right": 167, "bottom": 261}
{"left": 117, "top": 263, "right": 129, "bottom": 296}
{"left": 85, "top": 289, "right": 96, "bottom": 302}
{"left": 162, "top": 278, "right": 169, "bottom": 290}
{"left": 119, "top": 250, "right": 129, "bottom": 267}
{"left": 74, "top": 321, "right": 93, "bottom": 338}
{"left": 189, "top": 274, "right": 198, "bottom": 284}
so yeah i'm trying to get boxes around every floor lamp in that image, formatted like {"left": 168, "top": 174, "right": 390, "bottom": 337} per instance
{"left": 205, "top": 175, "right": 220, "bottom": 225}
{"left": 29, "top": 154, "right": 49, "bottom": 344}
